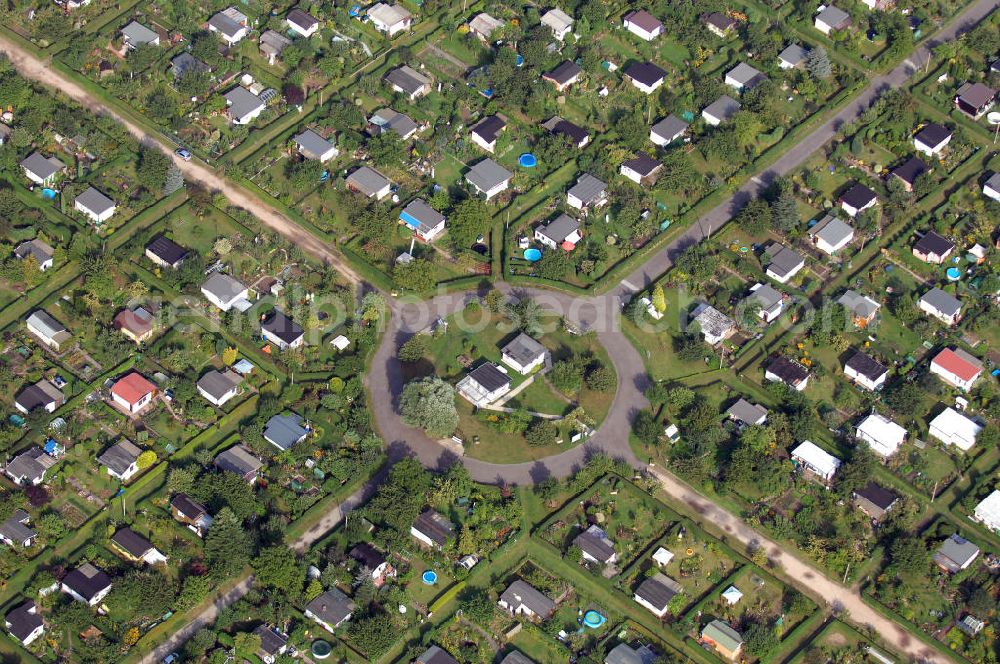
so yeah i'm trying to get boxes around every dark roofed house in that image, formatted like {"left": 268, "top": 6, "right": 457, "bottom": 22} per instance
{"left": 623, "top": 9, "right": 663, "bottom": 41}
{"left": 214, "top": 444, "right": 263, "bottom": 484}
{"left": 286, "top": 7, "right": 320, "bottom": 37}
{"left": 913, "top": 230, "right": 955, "bottom": 264}
{"left": 843, "top": 350, "right": 888, "bottom": 390}
{"left": 305, "top": 588, "right": 356, "bottom": 632}
{"left": 470, "top": 115, "right": 506, "bottom": 152}
{"left": 170, "top": 52, "right": 211, "bottom": 78}
{"left": 853, "top": 481, "right": 898, "bottom": 522}
{"left": 171, "top": 494, "right": 213, "bottom": 536}
{"left": 763, "top": 243, "right": 805, "bottom": 284}
{"left": 254, "top": 624, "right": 289, "bottom": 663}
{"left": 633, "top": 573, "right": 683, "bottom": 617}
{"left": 196, "top": 369, "right": 243, "bottom": 407}
{"left": 914, "top": 123, "right": 952, "bottom": 156}
{"left": 542, "top": 60, "right": 582, "bottom": 91}
{"left": 97, "top": 439, "right": 142, "bottom": 481}
{"left": 410, "top": 509, "right": 455, "bottom": 548}
{"left": 61, "top": 563, "right": 112, "bottom": 606}
{"left": 145, "top": 235, "right": 188, "bottom": 268}
{"left": 839, "top": 183, "right": 878, "bottom": 217}
{"left": 465, "top": 158, "right": 513, "bottom": 200}
{"left": 261, "top": 310, "right": 305, "bottom": 350}
{"left": 534, "top": 214, "right": 582, "bottom": 251}
{"left": 620, "top": 153, "right": 663, "bottom": 186}
{"left": 346, "top": 166, "right": 392, "bottom": 200}
{"left": 400, "top": 199, "right": 447, "bottom": 242}
{"left": 543, "top": 116, "right": 590, "bottom": 148}
{"left": 955, "top": 82, "right": 996, "bottom": 119}
{"left": 416, "top": 645, "right": 460, "bottom": 664}
{"left": 573, "top": 524, "right": 617, "bottom": 565}
{"left": 111, "top": 527, "right": 167, "bottom": 565}
{"left": 889, "top": 156, "right": 928, "bottom": 192}
{"left": 764, "top": 356, "right": 810, "bottom": 391}
{"left": 623, "top": 62, "right": 667, "bottom": 94}
{"left": 5, "top": 601, "right": 43, "bottom": 646}
{"left": 703, "top": 12, "right": 737, "bottom": 37}
{"left": 350, "top": 542, "right": 395, "bottom": 586}
{"left": 5, "top": 447, "right": 56, "bottom": 486}
{"left": 498, "top": 579, "right": 556, "bottom": 619}
{"left": 457, "top": 361, "right": 512, "bottom": 406}
{"left": 702, "top": 95, "right": 741, "bottom": 126}
{"left": 15, "top": 380, "right": 64, "bottom": 415}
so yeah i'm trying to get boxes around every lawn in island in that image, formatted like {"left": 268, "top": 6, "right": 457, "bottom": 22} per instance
{"left": 403, "top": 299, "right": 616, "bottom": 464}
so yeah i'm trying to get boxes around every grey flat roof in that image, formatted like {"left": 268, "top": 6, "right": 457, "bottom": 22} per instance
{"left": 293, "top": 129, "right": 335, "bottom": 157}
{"left": 651, "top": 115, "right": 689, "bottom": 141}
{"left": 122, "top": 21, "right": 158, "bottom": 45}
{"left": 779, "top": 43, "right": 808, "bottom": 66}
{"left": 808, "top": 215, "right": 854, "bottom": 246}
{"left": 727, "top": 62, "right": 765, "bottom": 86}
{"left": 703, "top": 95, "right": 741, "bottom": 121}
{"left": 567, "top": 173, "right": 607, "bottom": 204}
{"left": 224, "top": 87, "right": 264, "bottom": 120}
{"left": 384, "top": 65, "right": 429, "bottom": 95}
{"left": 764, "top": 243, "right": 804, "bottom": 278}
{"left": 75, "top": 187, "right": 115, "bottom": 215}
{"left": 817, "top": 5, "right": 851, "bottom": 28}
{"left": 920, "top": 287, "right": 962, "bottom": 316}
{"left": 264, "top": 413, "right": 308, "bottom": 450}
{"left": 20, "top": 152, "right": 64, "bottom": 180}
{"left": 27, "top": 310, "right": 69, "bottom": 340}
{"left": 537, "top": 213, "right": 579, "bottom": 244}
{"left": 837, "top": 289, "right": 880, "bottom": 318}
{"left": 502, "top": 333, "right": 547, "bottom": 367}
{"left": 201, "top": 272, "right": 246, "bottom": 302}
{"left": 215, "top": 444, "right": 263, "bottom": 476}
{"left": 196, "top": 369, "right": 242, "bottom": 400}
{"left": 346, "top": 166, "right": 390, "bottom": 196}
{"left": 727, "top": 398, "right": 768, "bottom": 424}
{"left": 466, "top": 158, "right": 513, "bottom": 191}
{"left": 209, "top": 11, "right": 244, "bottom": 38}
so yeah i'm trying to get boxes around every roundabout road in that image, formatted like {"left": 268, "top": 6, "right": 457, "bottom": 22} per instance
{"left": 366, "top": 284, "right": 650, "bottom": 485}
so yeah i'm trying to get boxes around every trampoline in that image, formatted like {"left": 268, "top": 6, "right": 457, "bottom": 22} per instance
{"left": 518, "top": 153, "right": 537, "bottom": 168}
{"left": 524, "top": 248, "right": 542, "bottom": 262}
{"left": 311, "top": 640, "right": 332, "bottom": 659}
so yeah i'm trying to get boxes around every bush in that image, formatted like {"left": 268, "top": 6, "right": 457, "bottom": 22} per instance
{"left": 397, "top": 334, "right": 428, "bottom": 362}
{"left": 633, "top": 410, "right": 661, "bottom": 444}
{"left": 585, "top": 365, "right": 615, "bottom": 392}
{"left": 526, "top": 420, "right": 557, "bottom": 446}
{"left": 550, "top": 356, "right": 585, "bottom": 394}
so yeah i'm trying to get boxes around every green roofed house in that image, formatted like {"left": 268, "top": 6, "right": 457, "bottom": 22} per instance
{"left": 700, "top": 620, "right": 744, "bottom": 661}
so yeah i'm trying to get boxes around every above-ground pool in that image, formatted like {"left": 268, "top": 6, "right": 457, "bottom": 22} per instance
{"left": 41, "top": 188, "right": 57, "bottom": 200}
{"left": 311, "top": 640, "right": 332, "bottom": 659}
{"left": 519, "top": 153, "right": 537, "bottom": 168}
{"left": 422, "top": 570, "right": 438, "bottom": 585}
{"left": 581, "top": 610, "right": 606, "bottom": 629}
{"left": 524, "top": 248, "right": 542, "bottom": 262}
{"left": 946, "top": 267, "right": 962, "bottom": 281}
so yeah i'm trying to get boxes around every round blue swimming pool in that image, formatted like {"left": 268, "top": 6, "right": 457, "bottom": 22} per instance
{"left": 518, "top": 153, "right": 537, "bottom": 168}
{"left": 946, "top": 267, "right": 961, "bottom": 281}
{"left": 524, "top": 248, "right": 542, "bottom": 262}
{"left": 41, "top": 188, "right": 57, "bottom": 200}
{"left": 422, "top": 570, "right": 437, "bottom": 585}
{"left": 582, "top": 610, "right": 606, "bottom": 629}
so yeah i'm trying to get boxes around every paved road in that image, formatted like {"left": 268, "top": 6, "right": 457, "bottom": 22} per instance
{"left": 648, "top": 467, "right": 953, "bottom": 664}
{"left": 617, "top": 0, "right": 998, "bottom": 294}
{"left": 139, "top": 475, "right": 381, "bottom": 664}
{"left": 0, "top": 36, "right": 362, "bottom": 286}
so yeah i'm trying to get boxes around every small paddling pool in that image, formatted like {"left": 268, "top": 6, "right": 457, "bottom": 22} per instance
{"left": 422, "top": 570, "right": 438, "bottom": 585}
{"left": 524, "top": 248, "right": 542, "bottom": 262}
{"left": 41, "top": 188, "right": 57, "bottom": 200}
{"left": 946, "top": 267, "right": 961, "bottom": 281}
{"left": 582, "top": 610, "right": 606, "bottom": 629}
{"left": 518, "top": 153, "right": 537, "bottom": 168}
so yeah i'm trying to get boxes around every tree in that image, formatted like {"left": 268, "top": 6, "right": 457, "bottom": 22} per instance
{"left": 586, "top": 365, "right": 615, "bottom": 393}
{"left": 737, "top": 199, "right": 772, "bottom": 236}
{"left": 163, "top": 161, "right": 184, "bottom": 195}
{"left": 347, "top": 614, "right": 397, "bottom": 658}
{"left": 459, "top": 587, "right": 496, "bottom": 625}
{"left": 234, "top": 632, "right": 262, "bottom": 659}
{"left": 835, "top": 443, "right": 875, "bottom": 498}
{"left": 886, "top": 536, "right": 927, "bottom": 579}
{"left": 484, "top": 288, "right": 505, "bottom": 313}
{"left": 550, "top": 356, "right": 585, "bottom": 394}
{"left": 886, "top": 381, "right": 923, "bottom": 416}
{"left": 534, "top": 250, "right": 572, "bottom": 280}
{"left": 367, "top": 458, "right": 432, "bottom": 533}
{"left": 368, "top": 132, "right": 405, "bottom": 166}
{"left": 633, "top": 410, "right": 661, "bottom": 445}
{"left": 360, "top": 292, "right": 386, "bottom": 323}
{"left": 744, "top": 622, "right": 780, "bottom": 658}
{"left": 136, "top": 450, "right": 157, "bottom": 470}
{"left": 771, "top": 186, "right": 799, "bottom": 232}
{"left": 398, "top": 335, "right": 428, "bottom": 362}
{"left": 137, "top": 146, "right": 171, "bottom": 192}
{"left": 393, "top": 258, "right": 436, "bottom": 292}
{"left": 167, "top": 467, "right": 197, "bottom": 495}
{"left": 526, "top": 420, "right": 557, "bottom": 446}
{"left": 204, "top": 507, "right": 253, "bottom": 581}
{"left": 282, "top": 83, "right": 305, "bottom": 106}
{"left": 106, "top": 570, "right": 177, "bottom": 621}
{"left": 651, "top": 284, "right": 666, "bottom": 313}
{"left": 222, "top": 347, "right": 239, "bottom": 365}
{"left": 449, "top": 199, "right": 491, "bottom": 248}
{"left": 400, "top": 376, "right": 458, "bottom": 437}
{"left": 806, "top": 46, "right": 832, "bottom": 79}
{"left": 177, "top": 574, "right": 213, "bottom": 611}
{"left": 253, "top": 545, "right": 303, "bottom": 592}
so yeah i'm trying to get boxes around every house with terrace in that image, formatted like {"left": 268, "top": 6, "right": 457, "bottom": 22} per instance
{"left": 99, "top": 439, "right": 143, "bottom": 482}
{"left": 933, "top": 534, "right": 979, "bottom": 573}
{"left": 541, "top": 8, "right": 574, "bottom": 40}
{"left": 201, "top": 273, "right": 250, "bottom": 312}
{"left": 843, "top": 350, "right": 888, "bottom": 390}
{"left": 5, "top": 447, "right": 56, "bottom": 486}
{"left": 465, "top": 158, "right": 513, "bottom": 200}
{"left": 110, "top": 527, "right": 167, "bottom": 565}
{"left": 293, "top": 129, "right": 338, "bottom": 162}
{"left": 779, "top": 43, "right": 808, "bottom": 69}
{"left": 469, "top": 115, "right": 506, "bottom": 152}
{"left": 691, "top": 302, "right": 736, "bottom": 345}
{"left": 534, "top": 214, "right": 581, "bottom": 251}
{"left": 457, "top": 362, "right": 512, "bottom": 406}
{"left": 369, "top": 108, "right": 419, "bottom": 140}
{"left": 791, "top": 441, "right": 841, "bottom": 485}
{"left": 807, "top": 215, "right": 854, "bottom": 254}
{"left": 261, "top": 310, "right": 305, "bottom": 349}
{"left": 15, "top": 380, "right": 63, "bottom": 414}
{"left": 837, "top": 289, "right": 880, "bottom": 327}
{"left": 814, "top": 5, "right": 851, "bottom": 34}
{"left": 264, "top": 413, "right": 309, "bottom": 451}
{"left": 350, "top": 543, "right": 396, "bottom": 587}
{"left": 702, "top": 12, "right": 737, "bottom": 37}
{"left": 113, "top": 307, "right": 156, "bottom": 345}
{"left": 224, "top": 86, "right": 266, "bottom": 125}
{"left": 542, "top": 60, "right": 582, "bottom": 92}
{"left": 384, "top": 65, "right": 429, "bottom": 100}
{"left": 744, "top": 283, "right": 784, "bottom": 323}
{"left": 567, "top": 173, "right": 608, "bottom": 211}
{"left": 468, "top": 13, "right": 504, "bottom": 41}
{"left": 912, "top": 230, "right": 955, "bottom": 264}
{"left": 196, "top": 369, "right": 243, "bottom": 407}
{"left": 171, "top": 494, "right": 213, "bottom": 536}
{"left": 305, "top": 588, "right": 356, "bottom": 632}
{"left": 573, "top": 524, "right": 617, "bottom": 565}
{"left": 110, "top": 371, "right": 157, "bottom": 415}
{"left": 763, "top": 243, "right": 804, "bottom": 283}
{"left": 61, "top": 563, "right": 112, "bottom": 606}
{"left": 20, "top": 152, "right": 65, "bottom": 185}
{"left": 954, "top": 82, "right": 996, "bottom": 120}
{"left": 346, "top": 166, "right": 391, "bottom": 200}
{"left": 367, "top": 3, "right": 412, "bottom": 36}
{"left": 919, "top": 287, "right": 962, "bottom": 325}
{"left": 854, "top": 482, "right": 898, "bottom": 522}
{"left": 208, "top": 7, "right": 248, "bottom": 45}
{"left": 121, "top": 21, "right": 159, "bottom": 49}
{"left": 15, "top": 238, "right": 54, "bottom": 271}
{"left": 929, "top": 347, "right": 983, "bottom": 391}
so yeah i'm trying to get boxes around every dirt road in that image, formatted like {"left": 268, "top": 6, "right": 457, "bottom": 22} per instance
{"left": 0, "top": 36, "right": 361, "bottom": 285}
{"left": 648, "top": 467, "right": 954, "bottom": 664}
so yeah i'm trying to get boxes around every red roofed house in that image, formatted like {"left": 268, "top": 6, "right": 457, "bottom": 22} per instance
{"left": 930, "top": 348, "right": 983, "bottom": 392}
{"left": 111, "top": 372, "right": 157, "bottom": 415}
